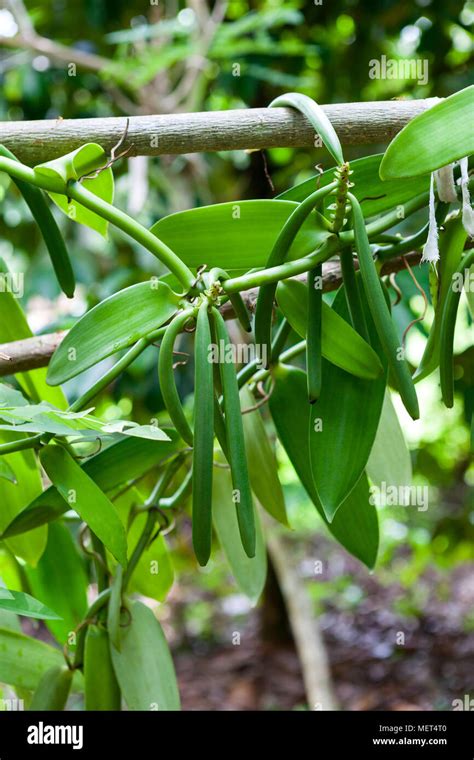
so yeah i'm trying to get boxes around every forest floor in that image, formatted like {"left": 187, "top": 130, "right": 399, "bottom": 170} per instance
{"left": 171, "top": 537, "right": 474, "bottom": 711}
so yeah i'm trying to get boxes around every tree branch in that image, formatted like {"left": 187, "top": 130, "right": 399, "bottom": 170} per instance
{"left": 0, "top": 99, "right": 438, "bottom": 164}
{"left": 0, "top": 252, "right": 421, "bottom": 378}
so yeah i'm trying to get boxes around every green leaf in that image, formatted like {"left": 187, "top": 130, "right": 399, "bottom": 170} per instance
{"left": 39, "top": 445, "right": 128, "bottom": 566}
{"left": 269, "top": 363, "right": 379, "bottom": 568}
{"left": 114, "top": 488, "right": 174, "bottom": 603}
{"left": 240, "top": 386, "right": 288, "bottom": 526}
{"left": 278, "top": 154, "right": 430, "bottom": 220}
{"left": 110, "top": 600, "right": 180, "bottom": 710}
{"left": 47, "top": 280, "right": 181, "bottom": 385}
{"left": 308, "top": 287, "right": 386, "bottom": 519}
{"left": 0, "top": 258, "right": 67, "bottom": 409}
{"left": 0, "top": 627, "right": 83, "bottom": 691}
{"left": 150, "top": 200, "right": 329, "bottom": 270}
{"left": 0, "top": 435, "right": 46, "bottom": 566}
{"left": 380, "top": 86, "right": 474, "bottom": 179}
{"left": 276, "top": 278, "right": 384, "bottom": 379}
{"left": 35, "top": 144, "right": 114, "bottom": 237}
{"left": 269, "top": 92, "right": 344, "bottom": 165}
{"left": 24, "top": 522, "right": 88, "bottom": 645}
{"left": 2, "top": 433, "right": 182, "bottom": 537}
{"left": 0, "top": 588, "right": 61, "bottom": 620}
{"left": 367, "top": 391, "right": 412, "bottom": 494}
{"left": 212, "top": 464, "right": 267, "bottom": 603}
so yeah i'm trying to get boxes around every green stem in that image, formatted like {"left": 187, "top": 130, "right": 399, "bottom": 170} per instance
{"left": 68, "top": 182, "right": 195, "bottom": 290}
{"left": 270, "top": 318, "right": 292, "bottom": 364}
{"left": 0, "top": 156, "right": 65, "bottom": 193}
{"left": 123, "top": 456, "right": 184, "bottom": 589}
{"left": 68, "top": 326, "right": 166, "bottom": 413}
{"left": 160, "top": 469, "right": 193, "bottom": 509}
{"left": 72, "top": 589, "right": 111, "bottom": 670}
{"left": 224, "top": 236, "right": 339, "bottom": 294}
{"left": 0, "top": 434, "right": 43, "bottom": 455}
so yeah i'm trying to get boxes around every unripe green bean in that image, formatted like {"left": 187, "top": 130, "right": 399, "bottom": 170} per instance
{"left": 211, "top": 308, "right": 255, "bottom": 558}
{"left": 439, "top": 250, "right": 474, "bottom": 408}
{"left": 307, "top": 265, "right": 323, "bottom": 402}
{"left": 29, "top": 665, "right": 73, "bottom": 710}
{"left": 349, "top": 193, "right": 419, "bottom": 420}
{"left": 192, "top": 302, "right": 215, "bottom": 566}
{"left": 158, "top": 308, "right": 196, "bottom": 446}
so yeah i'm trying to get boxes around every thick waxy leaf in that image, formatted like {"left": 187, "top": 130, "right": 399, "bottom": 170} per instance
{"left": 276, "top": 278, "right": 384, "bottom": 379}
{"left": 0, "top": 435, "right": 46, "bottom": 566}
{"left": 240, "top": 386, "right": 288, "bottom": 526}
{"left": 269, "top": 363, "right": 378, "bottom": 568}
{"left": 150, "top": 200, "right": 329, "bottom": 270}
{"left": 110, "top": 600, "right": 180, "bottom": 710}
{"left": 47, "top": 280, "right": 180, "bottom": 385}
{"left": 2, "top": 433, "right": 181, "bottom": 537}
{"left": 415, "top": 215, "right": 468, "bottom": 381}
{"left": 278, "top": 154, "right": 430, "bottom": 219}
{"left": 269, "top": 92, "right": 344, "bottom": 165}
{"left": 0, "top": 588, "right": 61, "bottom": 620}
{"left": 35, "top": 143, "right": 114, "bottom": 236}
{"left": 380, "top": 87, "right": 474, "bottom": 179}
{"left": 0, "top": 258, "right": 66, "bottom": 409}
{"left": 0, "top": 627, "right": 82, "bottom": 691}
{"left": 114, "top": 488, "right": 174, "bottom": 603}
{"left": 367, "top": 391, "right": 412, "bottom": 493}
{"left": 25, "top": 522, "right": 88, "bottom": 645}
{"left": 212, "top": 465, "right": 267, "bottom": 603}
{"left": 308, "top": 288, "right": 386, "bottom": 519}
{"left": 39, "top": 445, "right": 128, "bottom": 566}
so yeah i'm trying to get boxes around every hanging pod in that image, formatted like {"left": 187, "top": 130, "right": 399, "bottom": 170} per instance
{"left": 439, "top": 250, "right": 474, "bottom": 408}
{"left": 211, "top": 308, "right": 256, "bottom": 558}
{"left": 84, "top": 623, "right": 122, "bottom": 710}
{"left": 158, "top": 308, "right": 196, "bottom": 446}
{"left": 348, "top": 193, "right": 420, "bottom": 420}
{"left": 0, "top": 144, "right": 75, "bottom": 298}
{"left": 192, "top": 302, "right": 215, "bottom": 566}
{"left": 339, "top": 248, "right": 369, "bottom": 340}
{"left": 254, "top": 182, "right": 337, "bottom": 367}
{"left": 29, "top": 664, "right": 73, "bottom": 710}
{"left": 306, "top": 265, "right": 323, "bottom": 402}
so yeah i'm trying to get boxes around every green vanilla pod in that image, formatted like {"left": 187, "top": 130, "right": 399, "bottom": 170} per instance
{"left": 84, "top": 624, "right": 121, "bottom": 710}
{"left": 211, "top": 308, "right": 256, "bottom": 558}
{"left": 349, "top": 193, "right": 419, "bottom": 420}
{"left": 192, "top": 302, "right": 215, "bottom": 566}
{"left": 158, "top": 308, "right": 196, "bottom": 446}
{"left": 29, "top": 664, "right": 73, "bottom": 710}
{"left": 254, "top": 182, "right": 337, "bottom": 367}
{"left": 439, "top": 250, "right": 474, "bottom": 408}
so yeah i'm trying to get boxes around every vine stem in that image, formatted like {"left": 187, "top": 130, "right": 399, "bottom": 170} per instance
{"left": 0, "top": 156, "right": 195, "bottom": 290}
{"left": 67, "top": 182, "right": 195, "bottom": 290}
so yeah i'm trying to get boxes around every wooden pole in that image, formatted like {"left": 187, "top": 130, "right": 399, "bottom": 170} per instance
{"left": 0, "top": 99, "right": 438, "bottom": 164}
{"left": 0, "top": 252, "right": 420, "bottom": 377}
